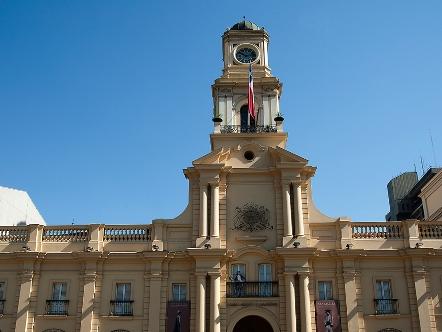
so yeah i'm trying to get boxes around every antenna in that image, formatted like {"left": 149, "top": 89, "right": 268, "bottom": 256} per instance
{"left": 420, "top": 155, "right": 425, "bottom": 176}
{"left": 430, "top": 129, "right": 438, "bottom": 167}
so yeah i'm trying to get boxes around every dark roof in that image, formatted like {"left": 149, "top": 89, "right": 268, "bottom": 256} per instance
{"left": 230, "top": 20, "right": 261, "bottom": 31}
{"left": 405, "top": 167, "right": 442, "bottom": 198}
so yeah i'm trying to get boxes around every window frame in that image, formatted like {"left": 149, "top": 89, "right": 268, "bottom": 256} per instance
{"left": 317, "top": 280, "right": 333, "bottom": 301}
{"left": 114, "top": 282, "right": 132, "bottom": 302}
{"left": 257, "top": 263, "right": 272, "bottom": 282}
{"left": 0, "top": 280, "right": 6, "bottom": 314}
{"left": 47, "top": 280, "right": 69, "bottom": 301}
{"left": 230, "top": 262, "right": 247, "bottom": 281}
{"left": 171, "top": 283, "right": 187, "bottom": 302}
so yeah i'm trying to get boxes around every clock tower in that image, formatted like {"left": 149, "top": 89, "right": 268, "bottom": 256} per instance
{"left": 211, "top": 20, "right": 285, "bottom": 149}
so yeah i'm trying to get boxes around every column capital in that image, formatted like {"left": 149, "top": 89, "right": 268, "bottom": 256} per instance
{"left": 207, "top": 271, "right": 222, "bottom": 277}
{"left": 412, "top": 269, "right": 427, "bottom": 279}
{"left": 281, "top": 180, "right": 292, "bottom": 187}
{"left": 208, "top": 180, "right": 220, "bottom": 187}
{"left": 20, "top": 271, "right": 34, "bottom": 282}
{"left": 195, "top": 272, "right": 208, "bottom": 277}
{"left": 83, "top": 273, "right": 97, "bottom": 282}
{"left": 297, "top": 270, "right": 311, "bottom": 277}
{"left": 343, "top": 271, "right": 359, "bottom": 281}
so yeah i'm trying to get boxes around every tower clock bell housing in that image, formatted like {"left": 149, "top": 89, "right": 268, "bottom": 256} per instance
{"left": 212, "top": 20, "right": 283, "bottom": 141}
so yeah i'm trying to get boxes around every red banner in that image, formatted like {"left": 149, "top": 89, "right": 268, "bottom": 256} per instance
{"left": 315, "top": 300, "right": 341, "bottom": 332}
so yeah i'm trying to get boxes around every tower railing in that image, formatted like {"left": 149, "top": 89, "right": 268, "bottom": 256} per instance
{"left": 220, "top": 125, "right": 277, "bottom": 133}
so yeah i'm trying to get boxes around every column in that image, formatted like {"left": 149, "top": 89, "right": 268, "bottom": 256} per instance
{"left": 80, "top": 273, "right": 97, "bottom": 332}
{"left": 343, "top": 272, "right": 360, "bottom": 332}
{"left": 210, "top": 273, "right": 221, "bottom": 332}
{"left": 200, "top": 184, "right": 208, "bottom": 237}
{"left": 285, "top": 273, "right": 296, "bottom": 332}
{"left": 210, "top": 183, "right": 219, "bottom": 238}
{"left": 299, "top": 273, "right": 312, "bottom": 332}
{"left": 282, "top": 183, "right": 293, "bottom": 237}
{"left": 294, "top": 184, "right": 304, "bottom": 236}
{"left": 15, "top": 270, "right": 33, "bottom": 332}
{"left": 196, "top": 274, "right": 206, "bottom": 332}
{"left": 413, "top": 271, "right": 433, "bottom": 331}
{"left": 148, "top": 275, "right": 162, "bottom": 332}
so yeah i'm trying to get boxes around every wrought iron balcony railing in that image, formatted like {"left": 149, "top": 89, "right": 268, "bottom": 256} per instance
{"left": 46, "top": 300, "right": 69, "bottom": 315}
{"left": 0, "top": 299, "right": 5, "bottom": 314}
{"left": 110, "top": 300, "right": 134, "bottom": 316}
{"left": 226, "top": 281, "right": 278, "bottom": 298}
{"left": 220, "top": 125, "right": 277, "bottom": 134}
{"left": 374, "top": 299, "right": 398, "bottom": 314}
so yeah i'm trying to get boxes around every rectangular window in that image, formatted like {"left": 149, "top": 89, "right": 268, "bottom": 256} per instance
{"left": 376, "top": 280, "right": 392, "bottom": 299}
{"left": 258, "top": 264, "right": 272, "bottom": 282}
{"left": 231, "top": 263, "right": 246, "bottom": 281}
{"left": 258, "top": 264, "right": 273, "bottom": 296}
{"left": 47, "top": 282, "right": 68, "bottom": 315}
{"left": 112, "top": 282, "right": 133, "bottom": 316}
{"left": 0, "top": 281, "right": 5, "bottom": 299}
{"left": 172, "top": 283, "right": 187, "bottom": 302}
{"left": 375, "top": 280, "right": 397, "bottom": 314}
{"left": 0, "top": 281, "right": 5, "bottom": 314}
{"left": 115, "top": 283, "right": 131, "bottom": 301}
{"left": 318, "top": 281, "right": 333, "bottom": 300}
{"left": 52, "top": 282, "right": 67, "bottom": 300}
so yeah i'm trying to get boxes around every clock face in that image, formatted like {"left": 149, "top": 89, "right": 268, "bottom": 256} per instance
{"left": 235, "top": 47, "right": 258, "bottom": 64}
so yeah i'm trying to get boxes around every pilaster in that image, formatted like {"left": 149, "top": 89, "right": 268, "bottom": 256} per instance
{"left": 79, "top": 272, "right": 97, "bottom": 332}
{"left": 298, "top": 272, "right": 312, "bottom": 332}
{"left": 342, "top": 269, "right": 363, "bottom": 332}
{"left": 15, "top": 267, "right": 34, "bottom": 332}
{"left": 285, "top": 273, "right": 296, "bottom": 332}
{"left": 413, "top": 268, "right": 434, "bottom": 332}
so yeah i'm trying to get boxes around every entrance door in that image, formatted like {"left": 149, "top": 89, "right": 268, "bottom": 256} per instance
{"left": 233, "top": 315, "right": 273, "bottom": 332}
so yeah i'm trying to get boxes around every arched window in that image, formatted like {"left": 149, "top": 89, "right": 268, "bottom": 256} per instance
{"left": 378, "top": 329, "right": 402, "bottom": 332}
{"left": 43, "top": 329, "right": 66, "bottom": 332}
{"left": 239, "top": 105, "right": 255, "bottom": 131}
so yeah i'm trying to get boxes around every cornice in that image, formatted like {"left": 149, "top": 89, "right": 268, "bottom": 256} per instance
{"left": 187, "top": 248, "right": 227, "bottom": 258}
{"left": 275, "top": 247, "right": 318, "bottom": 257}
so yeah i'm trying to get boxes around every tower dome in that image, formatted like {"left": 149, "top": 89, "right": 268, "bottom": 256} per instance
{"left": 230, "top": 19, "right": 261, "bottom": 31}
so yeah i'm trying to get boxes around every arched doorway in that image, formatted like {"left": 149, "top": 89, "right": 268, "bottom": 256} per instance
{"left": 233, "top": 315, "right": 273, "bottom": 332}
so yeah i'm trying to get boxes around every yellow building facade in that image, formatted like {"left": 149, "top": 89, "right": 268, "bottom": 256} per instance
{"left": 1, "top": 20, "right": 442, "bottom": 332}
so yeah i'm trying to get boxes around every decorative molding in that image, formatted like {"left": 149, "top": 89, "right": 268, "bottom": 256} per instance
{"left": 232, "top": 203, "right": 272, "bottom": 232}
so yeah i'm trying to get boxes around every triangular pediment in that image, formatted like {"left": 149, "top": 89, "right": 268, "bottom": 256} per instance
{"left": 192, "top": 144, "right": 310, "bottom": 170}
{"left": 192, "top": 147, "right": 231, "bottom": 166}
{"left": 270, "top": 146, "right": 308, "bottom": 164}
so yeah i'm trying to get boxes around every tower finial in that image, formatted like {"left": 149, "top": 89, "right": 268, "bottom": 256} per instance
{"left": 243, "top": 16, "right": 246, "bottom": 21}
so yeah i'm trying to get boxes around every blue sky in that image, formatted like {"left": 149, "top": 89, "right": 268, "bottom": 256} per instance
{"left": 1, "top": 1, "right": 441, "bottom": 225}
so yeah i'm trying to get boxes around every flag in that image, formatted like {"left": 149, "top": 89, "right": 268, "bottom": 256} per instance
{"left": 248, "top": 64, "right": 256, "bottom": 119}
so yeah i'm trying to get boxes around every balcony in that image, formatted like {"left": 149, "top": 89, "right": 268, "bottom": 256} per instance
{"left": 110, "top": 300, "right": 134, "bottom": 316}
{"left": 46, "top": 300, "right": 69, "bottom": 315}
{"left": 374, "top": 299, "right": 398, "bottom": 315}
{"left": 226, "top": 281, "right": 278, "bottom": 298}
{"left": 0, "top": 299, "right": 5, "bottom": 314}
{"left": 220, "top": 125, "right": 277, "bottom": 134}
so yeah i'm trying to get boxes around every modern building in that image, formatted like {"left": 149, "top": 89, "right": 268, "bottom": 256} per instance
{"left": 0, "top": 186, "right": 46, "bottom": 226}
{"left": 1, "top": 20, "right": 442, "bottom": 332}
{"left": 386, "top": 168, "right": 442, "bottom": 221}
